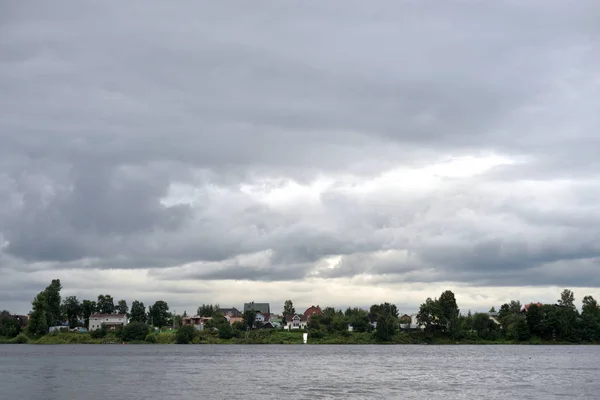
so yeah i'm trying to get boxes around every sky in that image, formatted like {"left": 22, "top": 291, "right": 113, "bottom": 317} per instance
{"left": 1, "top": 1, "right": 600, "bottom": 316}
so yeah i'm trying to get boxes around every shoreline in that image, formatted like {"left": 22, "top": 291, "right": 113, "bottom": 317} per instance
{"left": 2, "top": 331, "right": 598, "bottom": 346}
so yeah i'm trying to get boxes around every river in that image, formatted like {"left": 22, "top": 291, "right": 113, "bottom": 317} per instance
{"left": 0, "top": 344, "right": 598, "bottom": 399}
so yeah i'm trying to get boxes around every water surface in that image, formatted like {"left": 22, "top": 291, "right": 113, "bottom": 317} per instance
{"left": 1, "top": 344, "right": 598, "bottom": 399}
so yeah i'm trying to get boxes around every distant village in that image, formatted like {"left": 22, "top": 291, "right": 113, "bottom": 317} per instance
{"left": 87, "top": 301, "right": 421, "bottom": 333}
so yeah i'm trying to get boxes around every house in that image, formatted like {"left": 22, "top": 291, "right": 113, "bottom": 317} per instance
{"left": 244, "top": 302, "right": 270, "bottom": 314}
{"left": 402, "top": 314, "right": 425, "bottom": 330}
{"left": 521, "top": 302, "right": 544, "bottom": 313}
{"left": 284, "top": 314, "right": 308, "bottom": 330}
{"left": 225, "top": 315, "right": 244, "bottom": 325}
{"left": 303, "top": 305, "right": 323, "bottom": 321}
{"left": 255, "top": 312, "right": 271, "bottom": 325}
{"left": 284, "top": 306, "right": 323, "bottom": 330}
{"left": 261, "top": 321, "right": 279, "bottom": 329}
{"left": 182, "top": 315, "right": 213, "bottom": 330}
{"left": 219, "top": 307, "right": 242, "bottom": 318}
{"left": 89, "top": 314, "right": 128, "bottom": 331}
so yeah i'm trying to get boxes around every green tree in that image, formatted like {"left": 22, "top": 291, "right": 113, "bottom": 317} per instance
{"left": 149, "top": 300, "right": 169, "bottom": 327}
{"left": 62, "top": 296, "right": 81, "bottom": 328}
{"left": 130, "top": 300, "right": 147, "bottom": 323}
{"left": 580, "top": 295, "right": 600, "bottom": 341}
{"left": 345, "top": 308, "right": 371, "bottom": 332}
{"left": 205, "top": 312, "right": 232, "bottom": 338}
{"left": 558, "top": 289, "right": 575, "bottom": 310}
{"left": 374, "top": 313, "right": 396, "bottom": 341}
{"left": 116, "top": 300, "right": 129, "bottom": 316}
{"left": 242, "top": 309, "right": 257, "bottom": 330}
{"left": 97, "top": 294, "right": 115, "bottom": 314}
{"left": 121, "top": 321, "right": 150, "bottom": 342}
{"left": 176, "top": 325, "right": 197, "bottom": 344}
{"left": 438, "top": 290, "right": 460, "bottom": 338}
{"left": 472, "top": 313, "right": 498, "bottom": 340}
{"left": 0, "top": 316, "right": 21, "bottom": 338}
{"left": 507, "top": 315, "right": 530, "bottom": 341}
{"left": 525, "top": 303, "right": 544, "bottom": 337}
{"left": 0, "top": 310, "right": 10, "bottom": 317}
{"left": 81, "top": 300, "right": 97, "bottom": 327}
{"left": 489, "top": 306, "right": 496, "bottom": 313}
{"left": 282, "top": 300, "right": 295, "bottom": 321}
{"left": 417, "top": 298, "right": 442, "bottom": 332}
{"left": 197, "top": 304, "right": 219, "bottom": 317}
{"left": 27, "top": 291, "right": 49, "bottom": 336}
{"left": 44, "top": 279, "right": 62, "bottom": 326}
{"left": 508, "top": 300, "right": 522, "bottom": 314}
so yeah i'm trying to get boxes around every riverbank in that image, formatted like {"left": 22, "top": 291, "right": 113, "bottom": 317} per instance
{"left": 1, "top": 330, "right": 596, "bottom": 345}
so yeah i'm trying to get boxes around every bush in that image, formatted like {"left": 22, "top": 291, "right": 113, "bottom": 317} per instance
{"left": 121, "top": 322, "right": 150, "bottom": 342}
{"left": 176, "top": 325, "right": 197, "bottom": 344}
{"left": 11, "top": 333, "right": 29, "bottom": 344}
{"left": 0, "top": 317, "right": 21, "bottom": 338}
{"left": 156, "top": 333, "right": 176, "bottom": 344}
{"left": 90, "top": 325, "right": 108, "bottom": 339}
{"left": 145, "top": 333, "right": 157, "bottom": 343}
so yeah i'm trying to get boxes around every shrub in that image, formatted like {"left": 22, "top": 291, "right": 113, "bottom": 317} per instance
{"left": 0, "top": 317, "right": 21, "bottom": 338}
{"left": 156, "top": 333, "right": 176, "bottom": 344}
{"left": 11, "top": 333, "right": 29, "bottom": 344}
{"left": 121, "top": 322, "right": 150, "bottom": 342}
{"left": 176, "top": 325, "right": 197, "bottom": 344}
{"left": 90, "top": 324, "right": 108, "bottom": 339}
{"left": 145, "top": 333, "right": 157, "bottom": 343}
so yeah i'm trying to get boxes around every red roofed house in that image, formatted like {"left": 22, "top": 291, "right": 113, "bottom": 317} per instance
{"left": 521, "top": 302, "right": 544, "bottom": 313}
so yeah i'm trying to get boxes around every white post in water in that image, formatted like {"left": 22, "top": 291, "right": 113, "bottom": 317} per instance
{"left": 303, "top": 332, "right": 308, "bottom": 344}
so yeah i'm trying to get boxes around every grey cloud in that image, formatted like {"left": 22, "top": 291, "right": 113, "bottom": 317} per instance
{"left": 2, "top": 1, "right": 600, "bottom": 313}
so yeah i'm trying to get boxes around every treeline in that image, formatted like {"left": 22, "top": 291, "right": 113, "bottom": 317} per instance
{"left": 416, "top": 289, "right": 600, "bottom": 343}
{"left": 0, "top": 279, "right": 175, "bottom": 339}
{"left": 2, "top": 280, "right": 599, "bottom": 344}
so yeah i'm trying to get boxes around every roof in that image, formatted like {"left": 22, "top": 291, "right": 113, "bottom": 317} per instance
{"left": 521, "top": 303, "right": 543, "bottom": 313}
{"left": 303, "top": 306, "right": 323, "bottom": 317}
{"left": 219, "top": 307, "right": 241, "bottom": 317}
{"left": 90, "top": 314, "right": 127, "bottom": 318}
{"left": 285, "top": 314, "right": 308, "bottom": 322}
{"left": 244, "top": 302, "right": 270, "bottom": 314}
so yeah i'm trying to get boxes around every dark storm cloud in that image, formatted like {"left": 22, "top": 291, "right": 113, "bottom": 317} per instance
{"left": 1, "top": 0, "right": 600, "bottom": 313}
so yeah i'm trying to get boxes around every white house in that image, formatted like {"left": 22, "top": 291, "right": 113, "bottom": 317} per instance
{"left": 284, "top": 314, "right": 308, "bottom": 330}
{"left": 89, "top": 314, "right": 128, "bottom": 331}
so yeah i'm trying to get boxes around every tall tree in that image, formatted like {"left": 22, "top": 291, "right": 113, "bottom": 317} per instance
{"left": 581, "top": 295, "right": 600, "bottom": 341}
{"left": 81, "top": 300, "right": 97, "bottom": 327}
{"left": 282, "top": 300, "right": 295, "bottom": 321}
{"left": 417, "top": 298, "right": 441, "bottom": 332}
{"left": 27, "top": 291, "right": 48, "bottom": 336}
{"left": 438, "top": 290, "right": 460, "bottom": 338}
{"left": 242, "top": 309, "right": 257, "bottom": 330}
{"left": 44, "top": 279, "right": 62, "bottom": 326}
{"left": 149, "top": 300, "right": 169, "bottom": 327}
{"left": 582, "top": 296, "right": 599, "bottom": 318}
{"left": 197, "top": 304, "right": 219, "bottom": 317}
{"left": 97, "top": 294, "right": 115, "bottom": 314}
{"left": 62, "top": 296, "right": 81, "bottom": 328}
{"left": 116, "top": 300, "right": 129, "bottom": 316}
{"left": 558, "top": 289, "right": 576, "bottom": 310}
{"left": 0, "top": 310, "right": 10, "bottom": 317}
{"left": 130, "top": 301, "right": 147, "bottom": 323}
{"left": 525, "top": 303, "right": 544, "bottom": 337}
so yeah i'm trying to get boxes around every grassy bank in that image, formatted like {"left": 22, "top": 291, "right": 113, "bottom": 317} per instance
{"left": 2, "top": 330, "right": 597, "bottom": 345}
